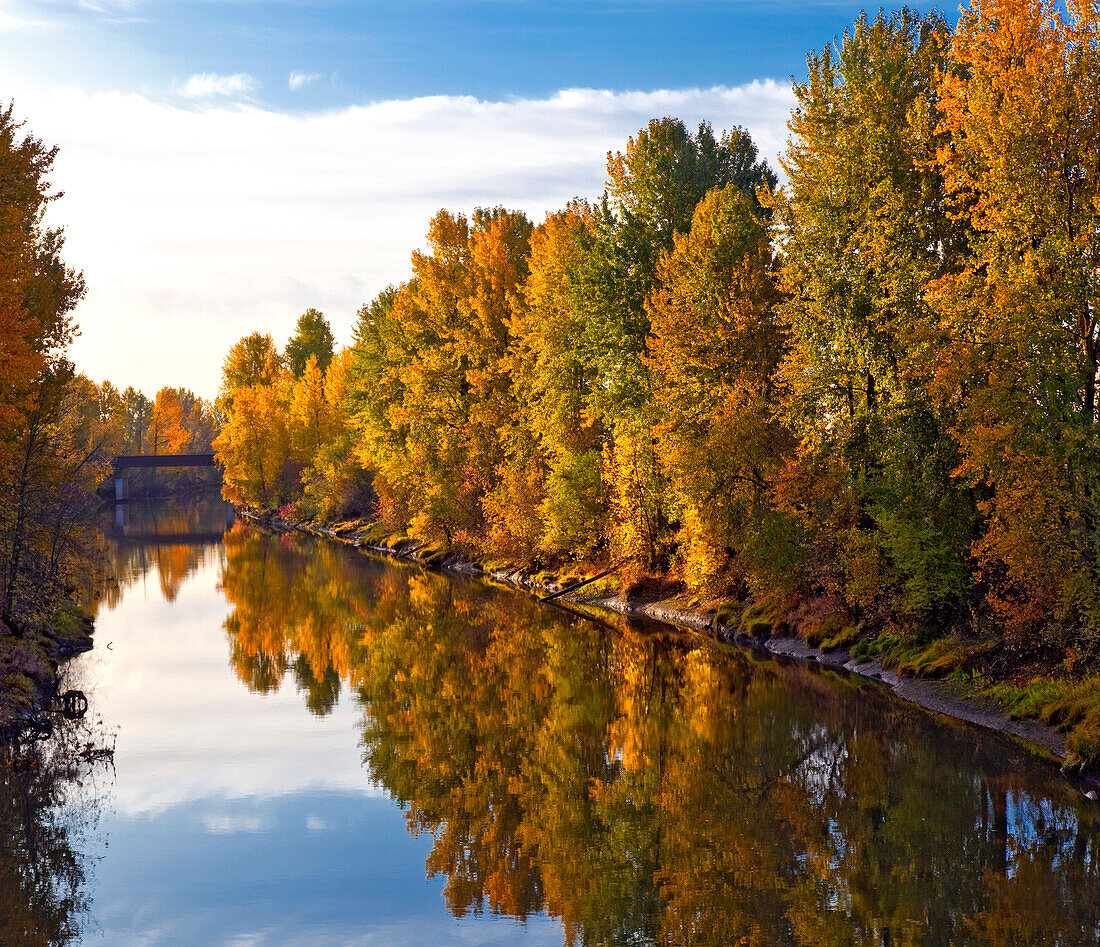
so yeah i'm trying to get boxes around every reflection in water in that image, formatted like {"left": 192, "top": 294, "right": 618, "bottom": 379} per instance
{"left": 98, "top": 498, "right": 232, "bottom": 607}
{"left": 7, "top": 510, "right": 1100, "bottom": 943}
{"left": 221, "top": 526, "right": 1100, "bottom": 945}
{"left": 0, "top": 708, "right": 112, "bottom": 945}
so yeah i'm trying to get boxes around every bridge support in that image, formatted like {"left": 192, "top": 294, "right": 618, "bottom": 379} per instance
{"left": 114, "top": 475, "right": 128, "bottom": 501}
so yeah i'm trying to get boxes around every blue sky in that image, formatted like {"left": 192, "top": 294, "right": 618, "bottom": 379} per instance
{"left": 11, "top": 1, "right": 935, "bottom": 105}
{"left": 1, "top": 0, "right": 935, "bottom": 397}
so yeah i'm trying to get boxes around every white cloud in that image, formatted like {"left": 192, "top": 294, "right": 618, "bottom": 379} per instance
{"left": 177, "top": 71, "right": 257, "bottom": 99}
{"left": 0, "top": 8, "right": 50, "bottom": 30}
{"left": 288, "top": 71, "right": 321, "bottom": 91}
{"left": 0, "top": 77, "right": 794, "bottom": 398}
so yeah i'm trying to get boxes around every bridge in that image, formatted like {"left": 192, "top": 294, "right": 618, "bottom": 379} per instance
{"left": 112, "top": 453, "right": 219, "bottom": 499}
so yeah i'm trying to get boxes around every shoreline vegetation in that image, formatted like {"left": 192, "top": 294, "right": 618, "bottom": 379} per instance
{"left": 216, "top": 0, "right": 1100, "bottom": 769}
{"left": 218, "top": 0, "right": 1100, "bottom": 777}
{"left": 239, "top": 507, "right": 1098, "bottom": 787}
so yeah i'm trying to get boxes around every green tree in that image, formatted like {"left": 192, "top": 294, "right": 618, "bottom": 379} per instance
{"left": 285, "top": 307, "right": 335, "bottom": 377}
{"left": 511, "top": 203, "right": 608, "bottom": 560}
{"left": 774, "top": 10, "right": 975, "bottom": 619}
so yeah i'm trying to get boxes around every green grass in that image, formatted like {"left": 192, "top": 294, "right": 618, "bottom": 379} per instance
{"left": 804, "top": 613, "right": 846, "bottom": 648}
{"left": 745, "top": 618, "right": 772, "bottom": 638}
{"left": 983, "top": 675, "right": 1100, "bottom": 773}
{"left": 419, "top": 545, "right": 448, "bottom": 565}
{"left": 886, "top": 635, "right": 998, "bottom": 678}
{"left": 358, "top": 522, "right": 393, "bottom": 545}
{"left": 819, "top": 622, "right": 863, "bottom": 651}
{"left": 714, "top": 602, "right": 738, "bottom": 627}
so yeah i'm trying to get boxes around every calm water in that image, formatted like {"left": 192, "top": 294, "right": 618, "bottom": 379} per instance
{"left": 5, "top": 499, "right": 1100, "bottom": 944}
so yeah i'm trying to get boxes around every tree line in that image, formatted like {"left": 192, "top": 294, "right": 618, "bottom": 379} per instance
{"left": 217, "top": 0, "right": 1100, "bottom": 658}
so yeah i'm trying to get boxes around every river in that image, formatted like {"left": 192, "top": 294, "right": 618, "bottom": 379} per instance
{"left": 4, "top": 498, "right": 1100, "bottom": 944}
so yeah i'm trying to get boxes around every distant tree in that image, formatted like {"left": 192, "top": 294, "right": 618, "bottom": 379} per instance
{"left": 285, "top": 308, "right": 335, "bottom": 377}
{"left": 122, "top": 386, "right": 150, "bottom": 453}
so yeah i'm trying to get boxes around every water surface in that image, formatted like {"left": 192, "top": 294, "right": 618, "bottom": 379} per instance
{"left": 7, "top": 500, "right": 1100, "bottom": 944}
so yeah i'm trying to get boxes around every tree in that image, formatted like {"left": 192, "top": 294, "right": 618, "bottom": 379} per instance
{"left": 347, "top": 208, "right": 533, "bottom": 547}
{"left": 0, "top": 103, "right": 86, "bottom": 628}
{"left": 285, "top": 307, "right": 335, "bottom": 377}
{"left": 646, "top": 185, "right": 789, "bottom": 591}
{"left": 220, "top": 332, "right": 282, "bottom": 400}
{"left": 773, "top": 10, "right": 976, "bottom": 619}
{"left": 300, "top": 348, "right": 375, "bottom": 518}
{"left": 121, "top": 386, "right": 150, "bottom": 453}
{"left": 289, "top": 355, "right": 332, "bottom": 462}
{"left": 929, "top": 0, "right": 1100, "bottom": 640}
{"left": 214, "top": 380, "right": 295, "bottom": 509}
{"left": 583, "top": 120, "right": 777, "bottom": 569}
{"left": 511, "top": 202, "right": 609, "bottom": 560}
{"left": 578, "top": 119, "right": 776, "bottom": 426}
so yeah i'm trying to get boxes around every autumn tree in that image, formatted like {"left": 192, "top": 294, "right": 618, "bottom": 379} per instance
{"left": 930, "top": 0, "right": 1100, "bottom": 641}
{"left": 215, "top": 333, "right": 296, "bottom": 509}
{"left": 348, "top": 208, "right": 533, "bottom": 547}
{"left": 582, "top": 120, "right": 776, "bottom": 569}
{"left": 215, "top": 380, "right": 295, "bottom": 509}
{"left": 0, "top": 103, "right": 88, "bottom": 628}
{"left": 219, "top": 331, "right": 282, "bottom": 401}
{"left": 646, "top": 185, "right": 789, "bottom": 591}
{"left": 578, "top": 119, "right": 776, "bottom": 426}
{"left": 300, "top": 348, "right": 375, "bottom": 518}
{"left": 774, "top": 10, "right": 975, "bottom": 619}
{"left": 510, "top": 202, "right": 608, "bottom": 559}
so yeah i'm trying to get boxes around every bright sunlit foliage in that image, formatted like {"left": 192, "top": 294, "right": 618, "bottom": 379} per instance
{"left": 209, "top": 0, "right": 1100, "bottom": 681}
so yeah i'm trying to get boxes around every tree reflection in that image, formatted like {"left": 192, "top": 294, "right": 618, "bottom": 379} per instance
{"left": 97, "top": 498, "right": 231, "bottom": 609}
{"left": 0, "top": 710, "right": 112, "bottom": 945}
{"left": 221, "top": 526, "right": 1100, "bottom": 944}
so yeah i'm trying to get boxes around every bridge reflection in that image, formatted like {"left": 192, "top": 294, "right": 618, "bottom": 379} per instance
{"left": 101, "top": 498, "right": 235, "bottom": 607}
{"left": 110, "top": 498, "right": 235, "bottom": 543}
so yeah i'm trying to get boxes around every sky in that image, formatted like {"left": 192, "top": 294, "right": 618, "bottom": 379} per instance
{"left": 1, "top": 0, "right": 934, "bottom": 398}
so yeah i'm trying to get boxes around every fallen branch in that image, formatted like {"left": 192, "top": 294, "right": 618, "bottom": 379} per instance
{"left": 540, "top": 560, "right": 626, "bottom": 602}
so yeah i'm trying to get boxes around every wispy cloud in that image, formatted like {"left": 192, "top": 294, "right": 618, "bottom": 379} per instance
{"left": 176, "top": 71, "right": 257, "bottom": 99}
{"left": 288, "top": 71, "right": 321, "bottom": 92}
{"left": 0, "top": 80, "right": 794, "bottom": 397}
{"left": 0, "top": 8, "right": 51, "bottom": 31}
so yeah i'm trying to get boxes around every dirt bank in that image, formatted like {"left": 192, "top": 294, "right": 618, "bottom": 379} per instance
{"left": 0, "top": 605, "right": 94, "bottom": 740}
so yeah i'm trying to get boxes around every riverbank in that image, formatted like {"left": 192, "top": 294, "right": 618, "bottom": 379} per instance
{"left": 240, "top": 509, "right": 1100, "bottom": 784}
{"left": 0, "top": 604, "right": 94, "bottom": 740}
